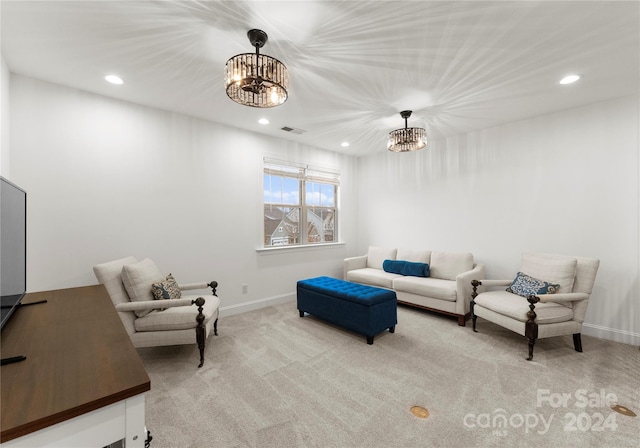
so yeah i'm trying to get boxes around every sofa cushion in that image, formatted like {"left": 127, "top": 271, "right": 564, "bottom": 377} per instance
{"left": 393, "top": 276, "right": 457, "bottom": 302}
{"left": 346, "top": 268, "right": 401, "bottom": 289}
{"left": 521, "top": 253, "right": 577, "bottom": 294}
{"left": 134, "top": 295, "right": 220, "bottom": 332}
{"left": 474, "top": 290, "right": 574, "bottom": 324}
{"left": 121, "top": 258, "right": 164, "bottom": 317}
{"left": 507, "top": 272, "right": 559, "bottom": 297}
{"left": 383, "top": 259, "right": 430, "bottom": 277}
{"left": 396, "top": 249, "right": 431, "bottom": 264}
{"left": 367, "top": 246, "right": 397, "bottom": 270}
{"left": 430, "top": 251, "right": 473, "bottom": 281}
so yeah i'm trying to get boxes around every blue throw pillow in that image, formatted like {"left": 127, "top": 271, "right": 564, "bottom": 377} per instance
{"left": 383, "top": 259, "right": 430, "bottom": 277}
{"left": 383, "top": 259, "right": 403, "bottom": 275}
{"left": 401, "top": 261, "right": 430, "bottom": 277}
{"left": 507, "top": 271, "right": 560, "bottom": 297}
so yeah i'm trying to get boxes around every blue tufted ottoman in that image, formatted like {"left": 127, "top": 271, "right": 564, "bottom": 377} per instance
{"left": 297, "top": 276, "right": 397, "bottom": 344}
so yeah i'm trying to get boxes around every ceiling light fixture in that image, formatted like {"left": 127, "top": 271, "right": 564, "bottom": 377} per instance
{"left": 105, "top": 75, "right": 123, "bottom": 85}
{"left": 387, "top": 110, "right": 427, "bottom": 152}
{"left": 341, "top": 142, "right": 350, "bottom": 147}
{"left": 225, "top": 29, "right": 288, "bottom": 108}
{"left": 560, "top": 74, "right": 581, "bottom": 85}
{"left": 258, "top": 118, "right": 269, "bottom": 125}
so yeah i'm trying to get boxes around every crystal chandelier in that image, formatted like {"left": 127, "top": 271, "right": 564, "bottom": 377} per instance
{"left": 387, "top": 110, "right": 427, "bottom": 152}
{"left": 225, "top": 29, "right": 288, "bottom": 108}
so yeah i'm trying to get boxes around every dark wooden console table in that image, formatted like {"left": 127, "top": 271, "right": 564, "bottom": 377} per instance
{"left": 1, "top": 285, "right": 150, "bottom": 447}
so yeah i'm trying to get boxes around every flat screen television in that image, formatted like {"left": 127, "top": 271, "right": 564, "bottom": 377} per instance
{"left": 1, "top": 176, "right": 27, "bottom": 331}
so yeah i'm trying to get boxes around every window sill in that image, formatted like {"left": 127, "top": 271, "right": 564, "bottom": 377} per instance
{"left": 256, "top": 242, "right": 345, "bottom": 254}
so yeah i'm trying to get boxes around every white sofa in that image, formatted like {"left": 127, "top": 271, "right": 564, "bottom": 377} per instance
{"left": 344, "top": 246, "right": 485, "bottom": 326}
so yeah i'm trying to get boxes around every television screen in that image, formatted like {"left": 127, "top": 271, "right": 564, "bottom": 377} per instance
{"left": 1, "top": 176, "right": 27, "bottom": 330}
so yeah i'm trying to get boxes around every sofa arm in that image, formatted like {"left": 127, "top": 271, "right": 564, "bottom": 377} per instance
{"left": 473, "top": 279, "right": 512, "bottom": 288}
{"left": 344, "top": 255, "right": 367, "bottom": 279}
{"left": 535, "top": 292, "right": 589, "bottom": 303}
{"left": 534, "top": 292, "right": 590, "bottom": 322}
{"left": 455, "top": 263, "right": 486, "bottom": 315}
{"left": 115, "top": 297, "right": 198, "bottom": 313}
{"left": 180, "top": 281, "right": 218, "bottom": 296}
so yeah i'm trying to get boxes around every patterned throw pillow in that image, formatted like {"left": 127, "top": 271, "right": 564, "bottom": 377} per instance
{"left": 507, "top": 271, "right": 560, "bottom": 297}
{"left": 151, "top": 274, "right": 182, "bottom": 301}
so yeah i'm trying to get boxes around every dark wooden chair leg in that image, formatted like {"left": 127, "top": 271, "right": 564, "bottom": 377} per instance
{"left": 527, "top": 336, "right": 536, "bottom": 361}
{"left": 525, "top": 295, "right": 540, "bottom": 361}
{"left": 209, "top": 281, "right": 219, "bottom": 337}
{"left": 193, "top": 297, "right": 206, "bottom": 368}
{"left": 573, "top": 333, "right": 583, "bottom": 352}
{"left": 471, "top": 280, "right": 481, "bottom": 332}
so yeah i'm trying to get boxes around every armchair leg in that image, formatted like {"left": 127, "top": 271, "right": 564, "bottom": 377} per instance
{"left": 193, "top": 297, "right": 206, "bottom": 368}
{"left": 471, "top": 306, "right": 478, "bottom": 332}
{"left": 214, "top": 318, "right": 218, "bottom": 336}
{"left": 527, "top": 336, "right": 536, "bottom": 361}
{"left": 525, "top": 295, "right": 540, "bottom": 361}
{"left": 470, "top": 280, "right": 481, "bottom": 333}
{"left": 573, "top": 333, "right": 583, "bottom": 352}
{"left": 196, "top": 325, "right": 205, "bottom": 368}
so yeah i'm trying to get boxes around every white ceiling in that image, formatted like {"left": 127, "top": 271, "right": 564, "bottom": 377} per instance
{"left": 2, "top": 1, "right": 639, "bottom": 157}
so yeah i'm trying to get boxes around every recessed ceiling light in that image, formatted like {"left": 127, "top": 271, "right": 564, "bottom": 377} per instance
{"left": 105, "top": 75, "right": 124, "bottom": 85}
{"left": 341, "top": 142, "right": 350, "bottom": 147}
{"left": 258, "top": 118, "right": 269, "bottom": 125}
{"left": 559, "top": 74, "right": 581, "bottom": 85}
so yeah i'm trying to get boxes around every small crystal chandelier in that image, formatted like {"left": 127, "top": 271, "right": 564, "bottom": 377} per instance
{"left": 387, "top": 110, "right": 427, "bottom": 152}
{"left": 225, "top": 29, "right": 288, "bottom": 108}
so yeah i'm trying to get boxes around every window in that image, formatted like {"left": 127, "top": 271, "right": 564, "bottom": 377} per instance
{"left": 263, "top": 158, "right": 339, "bottom": 248}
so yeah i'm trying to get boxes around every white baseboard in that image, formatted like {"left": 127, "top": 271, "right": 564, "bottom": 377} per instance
{"left": 219, "top": 292, "right": 296, "bottom": 317}
{"left": 582, "top": 323, "right": 640, "bottom": 347}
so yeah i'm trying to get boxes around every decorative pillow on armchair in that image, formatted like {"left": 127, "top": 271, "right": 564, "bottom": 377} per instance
{"left": 507, "top": 272, "right": 560, "bottom": 297}
{"left": 151, "top": 274, "right": 182, "bottom": 300}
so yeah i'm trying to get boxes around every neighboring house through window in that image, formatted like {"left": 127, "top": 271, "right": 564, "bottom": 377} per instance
{"left": 263, "top": 158, "right": 339, "bottom": 247}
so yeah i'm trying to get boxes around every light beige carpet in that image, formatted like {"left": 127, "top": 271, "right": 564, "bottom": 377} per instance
{"left": 138, "top": 302, "right": 640, "bottom": 448}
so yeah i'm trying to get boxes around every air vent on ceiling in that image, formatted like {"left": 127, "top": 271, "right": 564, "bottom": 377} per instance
{"left": 281, "top": 126, "right": 306, "bottom": 135}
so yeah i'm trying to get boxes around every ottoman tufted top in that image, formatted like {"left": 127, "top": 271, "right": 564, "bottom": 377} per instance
{"left": 297, "top": 276, "right": 397, "bottom": 306}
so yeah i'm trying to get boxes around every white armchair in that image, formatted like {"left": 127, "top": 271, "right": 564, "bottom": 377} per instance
{"left": 470, "top": 252, "right": 599, "bottom": 360}
{"left": 93, "top": 256, "right": 220, "bottom": 367}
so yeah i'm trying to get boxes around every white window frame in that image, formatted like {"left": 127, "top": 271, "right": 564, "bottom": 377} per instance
{"left": 263, "top": 158, "right": 339, "bottom": 248}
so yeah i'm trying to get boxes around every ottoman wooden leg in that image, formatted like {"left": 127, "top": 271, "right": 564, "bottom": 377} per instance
{"left": 299, "top": 310, "right": 305, "bottom": 317}
{"left": 367, "top": 336, "right": 374, "bottom": 345}
{"left": 389, "top": 325, "right": 395, "bottom": 333}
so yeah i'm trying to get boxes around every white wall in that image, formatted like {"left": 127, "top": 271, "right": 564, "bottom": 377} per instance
{"left": 357, "top": 94, "right": 640, "bottom": 345}
{"left": 9, "top": 74, "right": 639, "bottom": 345}
{"left": 9, "top": 75, "right": 359, "bottom": 315}
{"left": 1, "top": 54, "right": 10, "bottom": 175}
